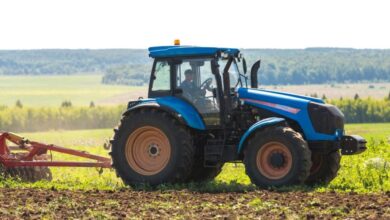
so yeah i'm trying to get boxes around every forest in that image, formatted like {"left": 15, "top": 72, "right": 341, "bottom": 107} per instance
{"left": 1, "top": 48, "right": 390, "bottom": 85}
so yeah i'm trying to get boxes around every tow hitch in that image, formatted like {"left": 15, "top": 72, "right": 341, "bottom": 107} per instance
{"left": 340, "top": 135, "right": 367, "bottom": 155}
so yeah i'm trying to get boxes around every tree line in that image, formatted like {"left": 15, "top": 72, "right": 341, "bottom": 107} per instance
{"left": 0, "top": 49, "right": 149, "bottom": 75}
{"left": 244, "top": 48, "right": 390, "bottom": 85}
{"left": 0, "top": 97, "right": 389, "bottom": 132}
{"left": 1, "top": 48, "right": 390, "bottom": 85}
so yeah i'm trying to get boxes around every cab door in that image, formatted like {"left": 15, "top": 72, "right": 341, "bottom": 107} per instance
{"left": 174, "top": 58, "right": 221, "bottom": 126}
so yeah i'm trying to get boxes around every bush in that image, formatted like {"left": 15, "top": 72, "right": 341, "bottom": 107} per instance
{"left": 0, "top": 105, "right": 125, "bottom": 132}
{"left": 329, "top": 98, "right": 390, "bottom": 123}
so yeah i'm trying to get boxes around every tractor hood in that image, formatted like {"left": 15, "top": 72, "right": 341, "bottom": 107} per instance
{"left": 238, "top": 87, "right": 344, "bottom": 141}
{"left": 238, "top": 87, "right": 324, "bottom": 113}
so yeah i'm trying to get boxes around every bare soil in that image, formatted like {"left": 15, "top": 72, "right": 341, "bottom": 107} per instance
{"left": 0, "top": 188, "right": 388, "bottom": 219}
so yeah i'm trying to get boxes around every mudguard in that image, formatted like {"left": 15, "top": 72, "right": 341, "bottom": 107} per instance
{"left": 123, "top": 96, "right": 206, "bottom": 130}
{"left": 237, "top": 117, "right": 286, "bottom": 153}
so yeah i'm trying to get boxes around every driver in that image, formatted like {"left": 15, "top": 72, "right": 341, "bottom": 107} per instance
{"left": 180, "top": 69, "right": 198, "bottom": 100}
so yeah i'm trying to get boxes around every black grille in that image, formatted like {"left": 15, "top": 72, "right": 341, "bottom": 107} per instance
{"left": 308, "top": 102, "right": 344, "bottom": 135}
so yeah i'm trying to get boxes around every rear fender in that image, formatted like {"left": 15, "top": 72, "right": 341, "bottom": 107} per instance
{"left": 123, "top": 97, "right": 206, "bottom": 130}
{"left": 237, "top": 117, "right": 286, "bottom": 153}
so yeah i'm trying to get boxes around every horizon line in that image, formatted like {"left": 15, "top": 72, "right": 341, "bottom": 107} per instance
{"left": 1, "top": 47, "right": 390, "bottom": 51}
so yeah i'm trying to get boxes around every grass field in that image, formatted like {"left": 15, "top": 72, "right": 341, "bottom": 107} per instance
{"left": 0, "top": 74, "right": 146, "bottom": 107}
{"left": 0, "top": 124, "right": 388, "bottom": 218}
{"left": 0, "top": 75, "right": 389, "bottom": 107}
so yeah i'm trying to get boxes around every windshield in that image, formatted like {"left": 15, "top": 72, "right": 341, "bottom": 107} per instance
{"left": 218, "top": 57, "right": 248, "bottom": 89}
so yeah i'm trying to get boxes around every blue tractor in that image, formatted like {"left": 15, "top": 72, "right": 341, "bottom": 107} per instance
{"left": 110, "top": 42, "right": 366, "bottom": 188}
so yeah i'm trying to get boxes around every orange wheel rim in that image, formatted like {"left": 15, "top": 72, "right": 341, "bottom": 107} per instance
{"left": 256, "top": 142, "right": 293, "bottom": 180}
{"left": 125, "top": 126, "right": 171, "bottom": 176}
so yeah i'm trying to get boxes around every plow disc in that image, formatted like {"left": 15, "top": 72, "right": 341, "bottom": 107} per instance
{"left": 0, "top": 132, "right": 111, "bottom": 182}
{"left": 1, "top": 166, "right": 52, "bottom": 182}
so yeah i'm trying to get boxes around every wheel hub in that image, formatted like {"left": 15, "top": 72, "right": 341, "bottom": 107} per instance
{"left": 148, "top": 143, "right": 160, "bottom": 157}
{"left": 256, "top": 142, "right": 293, "bottom": 180}
{"left": 269, "top": 152, "right": 285, "bottom": 168}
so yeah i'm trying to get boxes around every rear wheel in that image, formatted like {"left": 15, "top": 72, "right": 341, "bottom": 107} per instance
{"left": 305, "top": 151, "right": 341, "bottom": 185}
{"left": 244, "top": 126, "right": 311, "bottom": 188}
{"left": 111, "top": 109, "right": 195, "bottom": 186}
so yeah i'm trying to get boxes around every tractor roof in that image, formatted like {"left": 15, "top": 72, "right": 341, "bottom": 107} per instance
{"left": 148, "top": 46, "right": 240, "bottom": 58}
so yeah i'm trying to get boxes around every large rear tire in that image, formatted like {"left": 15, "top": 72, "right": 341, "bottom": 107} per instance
{"left": 305, "top": 151, "right": 341, "bottom": 185}
{"left": 110, "top": 109, "right": 195, "bottom": 186}
{"left": 244, "top": 126, "right": 311, "bottom": 188}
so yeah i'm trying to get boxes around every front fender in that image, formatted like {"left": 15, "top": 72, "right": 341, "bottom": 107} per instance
{"left": 237, "top": 117, "right": 286, "bottom": 153}
{"left": 123, "top": 97, "right": 206, "bottom": 130}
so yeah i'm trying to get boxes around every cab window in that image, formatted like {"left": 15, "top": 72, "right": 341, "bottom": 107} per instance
{"left": 151, "top": 61, "right": 170, "bottom": 91}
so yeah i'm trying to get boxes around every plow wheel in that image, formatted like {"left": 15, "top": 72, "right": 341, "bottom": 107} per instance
{"left": 3, "top": 166, "right": 52, "bottom": 182}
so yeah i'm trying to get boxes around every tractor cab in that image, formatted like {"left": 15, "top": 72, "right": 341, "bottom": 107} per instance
{"left": 148, "top": 43, "right": 260, "bottom": 127}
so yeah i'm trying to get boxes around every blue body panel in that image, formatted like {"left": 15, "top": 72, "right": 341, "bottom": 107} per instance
{"left": 148, "top": 46, "right": 240, "bottom": 58}
{"left": 127, "top": 96, "right": 206, "bottom": 130}
{"left": 238, "top": 117, "right": 286, "bottom": 152}
{"left": 238, "top": 88, "right": 339, "bottom": 143}
{"left": 257, "top": 89, "right": 324, "bottom": 104}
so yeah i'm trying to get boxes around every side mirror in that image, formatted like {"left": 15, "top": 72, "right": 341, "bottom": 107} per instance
{"left": 250, "top": 60, "right": 261, "bottom": 88}
{"left": 242, "top": 58, "right": 247, "bottom": 74}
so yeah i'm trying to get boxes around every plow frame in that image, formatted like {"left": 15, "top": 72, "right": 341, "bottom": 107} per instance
{"left": 0, "top": 132, "right": 111, "bottom": 169}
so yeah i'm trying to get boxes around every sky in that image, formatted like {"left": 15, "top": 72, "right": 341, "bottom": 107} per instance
{"left": 0, "top": 0, "right": 389, "bottom": 49}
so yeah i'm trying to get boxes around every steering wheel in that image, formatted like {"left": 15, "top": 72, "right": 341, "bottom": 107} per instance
{"left": 200, "top": 77, "right": 213, "bottom": 91}
{"left": 194, "top": 77, "right": 219, "bottom": 110}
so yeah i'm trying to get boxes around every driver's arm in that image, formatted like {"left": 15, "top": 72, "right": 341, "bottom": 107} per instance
{"left": 180, "top": 81, "right": 195, "bottom": 100}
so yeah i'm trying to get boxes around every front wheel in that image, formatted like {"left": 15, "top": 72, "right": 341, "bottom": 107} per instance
{"left": 244, "top": 126, "right": 312, "bottom": 188}
{"left": 305, "top": 151, "right": 341, "bottom": 185}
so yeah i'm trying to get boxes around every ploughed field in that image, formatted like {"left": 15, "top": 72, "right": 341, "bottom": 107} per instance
{"left": 0, "top": 123, "right": 389, "bottom": 219}
{"left": 0, "top": 188, "right": 388, "bottom": 219}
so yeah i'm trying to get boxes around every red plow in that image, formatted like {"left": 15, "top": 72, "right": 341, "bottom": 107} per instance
{"left": 0, "top": 132, "right": 111, "bottom": 182}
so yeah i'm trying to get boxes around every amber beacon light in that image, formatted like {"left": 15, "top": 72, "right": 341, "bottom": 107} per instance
{"left": 174, "top": 39, "right": 180, "bottom": 45}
